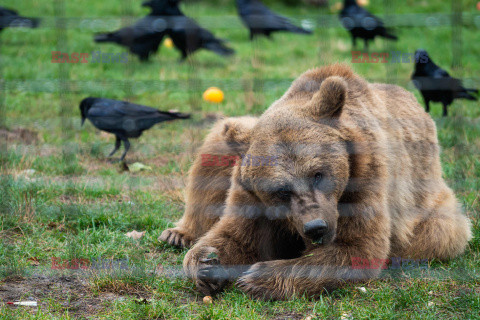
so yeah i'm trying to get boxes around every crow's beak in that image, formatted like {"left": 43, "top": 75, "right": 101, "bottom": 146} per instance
{"left": 142, "top": 1, "right": 151, "bottom": 7}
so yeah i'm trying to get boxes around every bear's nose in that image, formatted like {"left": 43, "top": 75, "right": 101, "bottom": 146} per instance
{"left": 303, "top": 219, "right": 328, "bottom": 243}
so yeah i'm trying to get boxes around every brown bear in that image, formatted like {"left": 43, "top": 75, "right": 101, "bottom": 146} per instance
{"left": 160, "top": 64, "right": 472, "bottom": 300}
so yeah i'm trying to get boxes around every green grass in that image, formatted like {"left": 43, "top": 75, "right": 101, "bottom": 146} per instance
{"left": 1, "top": 0, "right": 479, "bottom": 319}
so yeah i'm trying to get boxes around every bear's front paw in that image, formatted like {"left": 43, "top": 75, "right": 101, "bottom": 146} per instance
{"left": 158, "top": 227, "right": 193, "bottom": 248}
{"left": 184, "top": 247, "right": 229, "bottom": 296}
{"left": 197, "top": 260, "right": 230, "bottom": 296}
{"left": 237, "top": 262, "right": 282, "bottom": 301}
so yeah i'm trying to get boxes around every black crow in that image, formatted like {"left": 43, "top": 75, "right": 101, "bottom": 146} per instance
{"left": 411, "top": 50, "right": 478, "bottom": 117}
{"left": 0, "top": 6, "right": 39, "bottom": 33}
{"left": 80, "top": 97, "right": 190, "bottom": 161}
{"left": 236, "top": 0, "right": 312, "bottom": 40}
{"left": 339, "top": 0, "right": 397, "bottom": 50}
{"left": 94, "top": 16, "right": 167, "bottom": 62}
{"left": 142, "top": 0, "right": 234, "bottom": 60}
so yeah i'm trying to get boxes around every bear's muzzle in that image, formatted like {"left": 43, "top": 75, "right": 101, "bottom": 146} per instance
{"left": 303, "top": 219, "right": 328, "bottom": 244}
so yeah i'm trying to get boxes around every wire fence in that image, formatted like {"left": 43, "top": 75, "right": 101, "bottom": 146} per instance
{"left": 1, "top": 11, "right": 479, "bottom": 95}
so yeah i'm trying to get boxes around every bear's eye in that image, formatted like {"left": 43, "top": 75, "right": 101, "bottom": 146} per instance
{"left": 275, "top": 185, "right": 292, "bottom": 202}
{"left": 314, "top": 173, "right": 324, "bottom": 189}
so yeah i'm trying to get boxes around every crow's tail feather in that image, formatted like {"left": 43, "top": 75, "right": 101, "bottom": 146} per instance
{"left": 204, "top": 41, "right": 235, "bottom": 56}
{"left": 455, "top": 91, "right": 478, "bottom": 101}
{"left": 6, "top": 16, "right": 40, "bottom": 28}
{"left": 169, "top": 112, "right": 191, "bottom": 119}
{"left": 27, "top": 17, "right": 40, "bottom": 28}
{"left": 381, "top": 29, "right": 398, "bottom": 40}
{"left": 156, "top": 111, "right": 191, "bottom": 121}
{"left": 286, "top": 25, "right": 312, "bottom": 35}
{"left": 94, "top": 33, "right": 115, "bottom": 43}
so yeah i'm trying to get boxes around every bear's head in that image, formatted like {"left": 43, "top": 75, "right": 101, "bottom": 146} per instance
{"left": 225, "top": 65, "right": 364, "bottom": 246}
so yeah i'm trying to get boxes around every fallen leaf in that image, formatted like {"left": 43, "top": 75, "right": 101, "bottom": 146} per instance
{"left": 125, "top": 230, "right": 145, "bottom": 240}
{"left": 129, "top": 162, "right": 152, "bottom": 173}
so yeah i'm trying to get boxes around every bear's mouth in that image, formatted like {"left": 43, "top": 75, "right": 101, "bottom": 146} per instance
{"left": 306, "top": 230, "right": 335, "bottom": 246}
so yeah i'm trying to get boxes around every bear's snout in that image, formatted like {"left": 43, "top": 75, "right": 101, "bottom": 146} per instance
{"left": 303, "top": 219, "right": 328, "bottom": 243}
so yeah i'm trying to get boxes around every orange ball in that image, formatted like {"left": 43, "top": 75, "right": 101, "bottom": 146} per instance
{"left": 203, "top": 87, "right": 224, "bottom": 103}
{"left": 477, "top": 2, "right": 480, "bottom": 10}
{"left": 358, "top": 0, "right": 369, "bottom": 6}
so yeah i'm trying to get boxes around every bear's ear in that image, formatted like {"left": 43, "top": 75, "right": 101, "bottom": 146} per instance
{"left": 304, "top": 76, "right": 347, "bottom": 120}
{"left": 223, "top": 117, "right": 256, "bottom": 154}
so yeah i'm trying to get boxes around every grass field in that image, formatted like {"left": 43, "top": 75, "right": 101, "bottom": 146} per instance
{"left": 1, "top": 0, "right": 479, "bottom": 319}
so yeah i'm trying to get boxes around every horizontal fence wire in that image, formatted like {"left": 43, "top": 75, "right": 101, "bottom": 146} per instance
{"left": 2, "top": 78, "right": 479, "bottom": 94}
{"left": 2, "top": 13, "right": 480, "bottom": 30}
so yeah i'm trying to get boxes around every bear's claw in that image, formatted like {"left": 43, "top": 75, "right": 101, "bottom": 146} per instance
{"left": 236, "top": 262, "right": 281, "bottom": 301}
{"left": 197, "top": 264, "right": 230, "bottom": 296}
{"left": 158, "top": 228, "right": 193, "bottom": 248}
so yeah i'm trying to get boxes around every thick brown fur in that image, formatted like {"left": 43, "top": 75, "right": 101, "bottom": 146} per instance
{"left": 162, "top": 64, "right": 472, "bottom": 300}
{"left": 159, "top": 116, "right": 258, "bottom": 247}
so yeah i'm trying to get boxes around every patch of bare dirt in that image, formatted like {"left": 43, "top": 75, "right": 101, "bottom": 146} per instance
{"left": 0, "top": 128, "right": 39, "bottom": 145}
{"left": 0, "top": 274, "right": 133, "bottom": 318}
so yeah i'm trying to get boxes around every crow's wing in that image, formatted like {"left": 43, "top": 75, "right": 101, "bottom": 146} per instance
{"left": 168, "top": 16, "right": 199, "bottom": 33}
{"left": 107, "top": 16, "right": 166, "bottom": 44}
{"left": 0, "top": 6, "right": 39, "bottom": 30}
{"left": 88, "top": 99, "right": 159, "bottom": 118}
{"left": 197, "top": 23, "right": 224, "bottom": 44}
{"left": 431, "top": 67, "right": 450, "bottom": 79}
{"left": 0, "top": 7, "right": 19, "bottom": 17}
{"left": 131, "top": 16, "right": 167, "bottom": 39}
{"left": 87, "top": 99, "right": 166, "bottom": 132}
{"left": 168, "top": 17, "right": 223, "bottom": 44}
{"left": 340, "top": 5, "right": 385, "bottom": 30}
{"left": 88, "top": 99, "right": 189, "bottom": 133}
{"left": 241, "top": 2, "right": 298, "bottom": 31}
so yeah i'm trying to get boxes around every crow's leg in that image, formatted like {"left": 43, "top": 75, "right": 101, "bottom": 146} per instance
{"left": 119, "top": 138, "right": 130, "bottom": 161}
{"left": 249, "top": 30, "right": 254, "bottom": 41}
{"left": 108, "top": 136, "right": 122, "bottom": 157}
{"left": 352, "top": 36, "right": 357, "bottom": 48}
{"left": 139, "top": 54, "right": 150, "bottom": 62}
{"left": 178, "top": 51, "right": 188, "bottom": 63}
{"left": 424, "top": 98, "right": 430, "bottom": 113}
{"left": 442, "top": 103, "right": 448, "bottom": 117}
{"left": 363, "top": 38, "right": 369, "bottom": 51}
